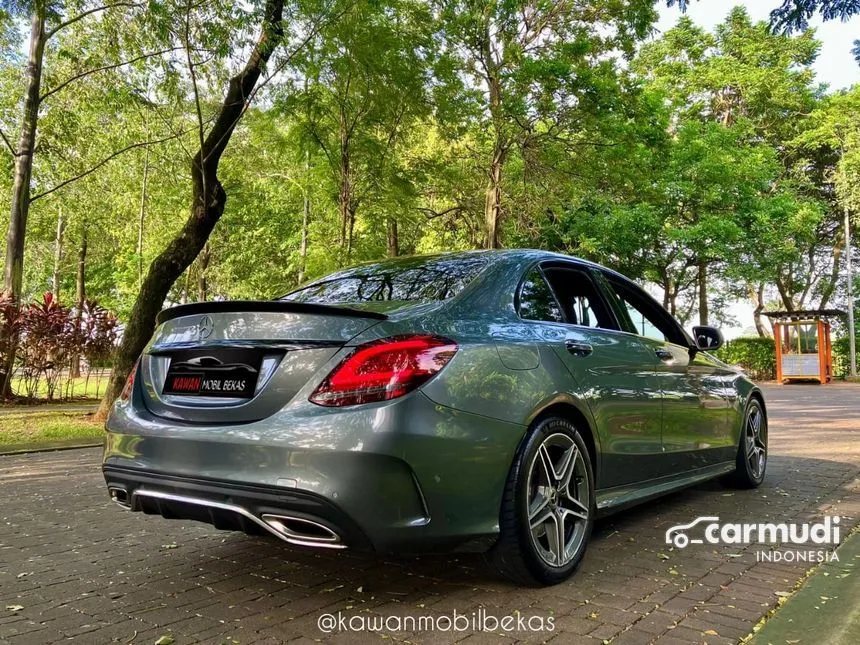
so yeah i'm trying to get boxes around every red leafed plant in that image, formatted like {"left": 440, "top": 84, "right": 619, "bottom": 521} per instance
{"left": 79, "top": 300, "right": 119, "bottom": 395}
{"left": 1, "top": 292, "right": 119, "bottom": 401}
{"left": 17, "top": 293, "right": 76, "bottom": 400}
{"left": 0, "top": 294, "right": 23, "bottom": 395}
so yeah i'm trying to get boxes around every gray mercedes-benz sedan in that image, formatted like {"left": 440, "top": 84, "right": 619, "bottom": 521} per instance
{"left": 103, "top": 249, "right": 767, "bottom": 585}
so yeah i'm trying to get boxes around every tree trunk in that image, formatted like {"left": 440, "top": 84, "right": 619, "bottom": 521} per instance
{"left": 818, "top": 234, "right": 844, "bottom": 309}
{"left": 337, "top": 116, "right": 355, "bottom": 262}
{"left": 697, "top": 259, "right": 708, "bottom": 326}
{"left": 0, "top": 9, "right": 46, "bottom": 395}
{"left": 70, "top": 228, "right": 87, "bottom": 378}
{"left": 482, "top": 44, "right": 506, "bottom": 250}
{"left": 775, "top": 277, "right": 795, "bottom": 312}
{"left": 52, "top": 210, "right": 65, "bottom": 299}
{"left": 181, "top": 270, "right": 191, "bottom": 304}
{"left": 748, "top": 282, "right": 768, "bottom": 337}
{"left": 3, "top": 9, "right": 46, "bottom": 301}
{"left": 197, "top": 242, "right": 210, "bottom": 302}
{"left": 387, "top": 218, "right": 399, "bottom": 257}
{"left": 297, "top": 150, "right": 310, "bottom": 285}
{"left": 137, "top": 145, "right": 150, "bottom": 291}
{"left": 96, "top": 0, "right": 286, "bottom": 421}
{"left": 484, "top": 140, "right": 507, "bottom": 250}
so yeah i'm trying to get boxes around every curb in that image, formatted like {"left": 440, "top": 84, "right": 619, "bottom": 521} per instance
{"left": 748, "top": 527, "right": 860, "bottom": 644}
{"left": 0, "top": 441, "right": 103, "bottom": 456}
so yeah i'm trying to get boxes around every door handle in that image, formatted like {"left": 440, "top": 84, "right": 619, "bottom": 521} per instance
{"left": 654, "top": 348, "right": 674, "bottom": 363}
{"left": 565, "top": 340, "right": 593, "bottom": 357}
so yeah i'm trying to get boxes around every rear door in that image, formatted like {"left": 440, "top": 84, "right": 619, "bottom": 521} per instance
{"left": 600, "top": 274, "right": 732, "bottom": 472}
{"left": 518, "top": 263, "right": 665, "bottom": 488}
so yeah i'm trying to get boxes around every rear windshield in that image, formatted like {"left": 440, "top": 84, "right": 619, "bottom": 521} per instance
{"left": 283, "top": 255, "right": 488, "bottom": 304}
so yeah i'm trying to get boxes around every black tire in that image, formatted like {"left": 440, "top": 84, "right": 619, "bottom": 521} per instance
{"left": 488, "top": 415, "right": 595, "bottom": 586}
{"left": 724, "top": 397, "right": 768, "bottom": 489}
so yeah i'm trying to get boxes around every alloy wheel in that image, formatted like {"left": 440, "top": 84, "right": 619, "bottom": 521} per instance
{"left": 526, "top": 432, "right": 591, "bottom": 567}
{"left": 745, "top": 403, "right": 767, "bottom": 479}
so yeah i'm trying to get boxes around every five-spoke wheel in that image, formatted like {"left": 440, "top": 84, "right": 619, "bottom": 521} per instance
{"left": 726, "top": 397, "right": 768, "bottom": 488}
{"left": 527, "top": 433, "right": 590, "bottom": 568}
{"left": 489, "top": 415, "right": 595, "bottom": 585}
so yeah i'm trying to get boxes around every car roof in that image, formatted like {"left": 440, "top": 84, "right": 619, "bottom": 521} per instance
{"left": 340, "top": 248, "right": 608, "bottom": 271}
{"left": 286, "top": 248, "right": 632, "bottom": 298}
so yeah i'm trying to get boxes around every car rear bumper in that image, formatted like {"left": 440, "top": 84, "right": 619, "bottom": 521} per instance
{"left": 103, "top": 391, "right": 527, "bottom": 553}
{"left": 103, "top": 465, "right": 373, "bottom": 549}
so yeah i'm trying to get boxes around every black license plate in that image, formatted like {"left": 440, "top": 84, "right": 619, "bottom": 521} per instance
{"left": 163, "top": 349, "right": 262, "bottom": 398}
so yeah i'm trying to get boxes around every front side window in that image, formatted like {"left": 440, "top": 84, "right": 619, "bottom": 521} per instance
{"left": 518, "top": 269, "right": 564, "bottom": 323}
{"left": 605, "top": 275, "right": 686, "bottom": 346}
{"left": 283, "top": 256, "right": 488, "bottom": 304}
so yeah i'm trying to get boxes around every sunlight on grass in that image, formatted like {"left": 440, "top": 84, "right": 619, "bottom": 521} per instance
{"left": 0, "top": 412, "right": 103, "bottom": 446}
{"left": 9, "top": 372, "right": 111, "bottom": 401}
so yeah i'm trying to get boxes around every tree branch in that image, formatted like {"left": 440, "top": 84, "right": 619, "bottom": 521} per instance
{"left": 30, "top": 129, "right": 194, "bottom": 202}
{"left": 46, "top": 2, "right": 143, "bottom": 40}
{"left": 0, "top": 127, "right": 16, "bottom": 156}
{"left": 184, "top": 0, "right": 207, "bottom": 198}
{"left": 41, "top": 47, "right": 188, "bottom": 101}
{"left": 200, "top": 1, "right": 344, "bottom": 167}
{"left": 418, "top": 206, "right": 464, "bottom": 219}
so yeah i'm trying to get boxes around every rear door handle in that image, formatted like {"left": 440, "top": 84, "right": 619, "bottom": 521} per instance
{"left": 565, "top": 340, "right": 593, "bottom": 357}
{"left": 654, "top": 348, "right": 674, "bottom": 363}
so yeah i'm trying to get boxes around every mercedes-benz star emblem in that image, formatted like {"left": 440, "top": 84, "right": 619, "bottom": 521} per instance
{"left": 197, "top": 315, "right": 214, "bottom": 340}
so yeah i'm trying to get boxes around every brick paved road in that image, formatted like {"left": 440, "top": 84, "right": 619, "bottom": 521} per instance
{"left": 1, "top": 384, "right": 859, "bottom": 645}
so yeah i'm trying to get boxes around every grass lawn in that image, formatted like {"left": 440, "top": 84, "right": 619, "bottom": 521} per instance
{"left": 0, "top": 410, "right": 104, "bottom": 446}
{"left": 8, "top": 372, "right": 110, "bottom": 401}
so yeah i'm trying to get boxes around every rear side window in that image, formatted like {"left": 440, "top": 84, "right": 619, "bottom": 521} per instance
{"left": 541, "top": 266, "right": 615, "bottom": 329}
{"left": 283, "top": 256, "right": 488, "bottom": 304}
{"left": 518, "top": 269, "right": 564, "bottom": 323}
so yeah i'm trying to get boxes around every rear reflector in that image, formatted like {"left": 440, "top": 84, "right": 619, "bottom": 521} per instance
{"left": 309, "top": 335, "right": 457, "bottom": 407}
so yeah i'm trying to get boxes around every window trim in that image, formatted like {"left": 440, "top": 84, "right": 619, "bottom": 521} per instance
{"left": 515, "top": 260, "right": 622, "bottom": 332}
{"left": 515, "top": 262, "right": 565, "bottom": 324}
{"left": 601, "top": 271, "right": 693, "bottom": 349}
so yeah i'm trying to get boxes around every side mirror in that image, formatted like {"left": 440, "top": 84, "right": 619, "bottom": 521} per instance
{"left": 692, "top": 325, "right": 724, "bottom": 352}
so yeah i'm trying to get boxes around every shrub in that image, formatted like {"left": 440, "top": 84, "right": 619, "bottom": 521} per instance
{"left": 16, "top": 293, "right": 77, "bottom": 400}
{"left": 833, "top": 335, "right": 858, "bottom": 378}
{"left": 1, "top": 293, "right": 119, "bottom": 401}
{"left": 79, "top": 300, "right": 119, "bottom": 392}
{"left": 0, "top": 295, "right": 22, "bottom": 393}
{"left": 714, "top": 337, "right": 775, "bottom": 381}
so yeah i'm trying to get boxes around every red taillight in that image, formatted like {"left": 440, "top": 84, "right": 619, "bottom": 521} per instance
{"left": 120, "top": 360, "right": 139, "bottom": 402}
{"left": 309, "top": 335, "right": 458, "bottom": 407}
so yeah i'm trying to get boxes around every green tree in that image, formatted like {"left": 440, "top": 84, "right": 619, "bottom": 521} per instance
{"left": 435, "top": 0, "right": 658, "bottom": 248}
{"left": 287, "top": 0, "right": 435, "bottom": 264}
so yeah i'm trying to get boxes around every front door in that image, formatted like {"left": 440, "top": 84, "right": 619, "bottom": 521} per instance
{"left": 602, "top": 274, "right": 732, "bottom": 473}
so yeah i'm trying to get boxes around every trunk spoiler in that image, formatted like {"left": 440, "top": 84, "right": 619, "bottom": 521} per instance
{"left": 155, "top": 300, "right": 388, "bottom": 325}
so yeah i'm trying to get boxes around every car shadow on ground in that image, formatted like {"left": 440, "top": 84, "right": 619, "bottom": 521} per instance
{"left": 161, "top": 453, "right": 857, "bottom": 597}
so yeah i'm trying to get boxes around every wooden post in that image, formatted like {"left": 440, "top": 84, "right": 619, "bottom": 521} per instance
{"left": 817, "top": 319, "right": 826, "bottom": 384}
{"left": 774, "top": 323, "right": 783, "bottom": 384}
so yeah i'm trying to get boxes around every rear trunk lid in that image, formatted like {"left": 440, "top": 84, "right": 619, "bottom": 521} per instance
{"left": 139, "top": 301, "right": 386, "bottom": 423}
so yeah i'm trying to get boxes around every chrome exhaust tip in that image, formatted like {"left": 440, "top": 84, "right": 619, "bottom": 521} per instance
{"left": 130, "top": 489, "right": 347, "bottom": 550}
{"left": 261, "top": 514, "right": 342, "bottom": 547}
{"left": 108, "top": 486, "right": 131, "bottom": 509}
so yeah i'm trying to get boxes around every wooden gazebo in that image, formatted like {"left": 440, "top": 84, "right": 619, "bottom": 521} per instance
{"left": 763, "top": 309, "right": 846, "bottom": 384}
